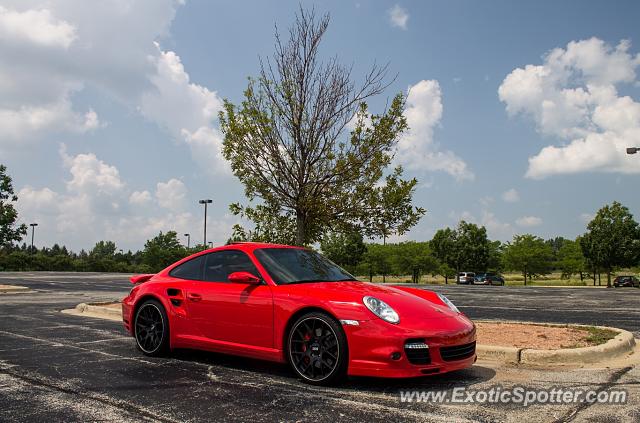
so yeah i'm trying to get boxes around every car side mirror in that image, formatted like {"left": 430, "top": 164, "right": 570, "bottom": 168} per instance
{"left": 228, "top": 271, "right": 261, "bottom": 285}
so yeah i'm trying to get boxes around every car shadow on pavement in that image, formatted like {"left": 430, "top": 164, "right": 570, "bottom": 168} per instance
{"left": 169, "top": 349, "right": 496, "bottom": 392}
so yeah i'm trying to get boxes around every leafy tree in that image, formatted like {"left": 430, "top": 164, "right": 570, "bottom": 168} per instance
{"left": 0, "top": 165, "right": 27, "bottom": 248}
{"left": 502, "top": 234, "right": 553, "bottom": 285}
{"left": 220, "top": 8, "right": 417, "bottom": 245}
{"left": 557, "top": 239, "right": 587, "bottom": 280}
{"left": 487, "top": 240, "right": 503, "bottom": 272}
{"left": 431, "top": 221, "right": 491, "bottom": 281}
{"left": 142, "top": 231, "right": 187, "bottom": 272}
{"left": 320, "top": 230, "right": 366, "bottom": 274}
{"left": 362, "top": 167, "right": 425, "bottom": 244}
{"left": 392, "top": 241, "right": 439, "bottom": 283}
{"left": 359, "top": 243, "right": 392, "bottom": 282}
{"left": 580, "top": 202, "right": 640, "bottom": 287}
{"left": 430, "top": 227, "right": 457, "bottom": 284}
{"left": 90, "top": 241, "right": 117, "bottom": 258}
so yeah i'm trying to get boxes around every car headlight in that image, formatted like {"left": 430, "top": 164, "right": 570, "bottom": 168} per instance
{"left": 437, "top": 293, "right": 460, "bottom": 313}
{"left": 363, "top": 296, "right": 400, "bottom": 324}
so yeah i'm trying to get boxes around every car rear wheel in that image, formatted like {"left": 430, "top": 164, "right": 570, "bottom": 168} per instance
{"left": 134, "top": 299, "right": 169, "bottom": 356}
{"left": 287, "top": 312, "right": 347, "bottom": 385}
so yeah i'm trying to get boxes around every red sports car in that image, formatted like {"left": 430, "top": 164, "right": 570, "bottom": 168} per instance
{"left": 122, "top": 242, "right": 476, "bottom": 385}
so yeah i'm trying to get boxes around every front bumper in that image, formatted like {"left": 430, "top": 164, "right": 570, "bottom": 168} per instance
{"left": 343, "top": 316, "right": 476, "bottom": 378}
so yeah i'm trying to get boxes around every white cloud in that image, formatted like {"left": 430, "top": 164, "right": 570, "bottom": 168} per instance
{"left": 515, "top": 216, "right": 543, "bottom": 227}
{"left": 388, "top": 5, "right": 409, "bottom": 30}
{"left": 0, "top": 6, "right": 76, "bottom": 48}
{"left": 502, "top": 188, "right": 520, "bottom": 203}
{"left": 16, "top": 148, "right": 236, "bottom": 250}
{"left": 499, "top": 37, "right": 640, "bottom": 178}
{"left": 156, "top": 178, "right": 187, "bottom": 212}
{"left": 129, "top": 190, "right": 152, "bottom": 206}
{"left": 395, "top": 80, "right": 473, "bottom": 181}
{"left": 0, "top": 1, "right": 227, "bottom": 173}
{"left": 61, "top": 147, "right": 124, "bottom": 195}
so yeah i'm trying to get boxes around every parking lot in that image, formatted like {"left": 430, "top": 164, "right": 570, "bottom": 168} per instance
{"left": 0, "top": 272, "right": 638, "bottom": 422}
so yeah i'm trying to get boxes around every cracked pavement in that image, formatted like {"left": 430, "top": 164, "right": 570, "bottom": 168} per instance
{"left": 0, "top": 272, "right": 638, "bottom": 422}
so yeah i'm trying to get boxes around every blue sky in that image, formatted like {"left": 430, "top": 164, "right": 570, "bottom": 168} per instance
{"left": 1, "top": 0, "right": 639, "bottom": 251}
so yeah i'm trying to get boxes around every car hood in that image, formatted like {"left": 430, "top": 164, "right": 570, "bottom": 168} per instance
{"left": 283, "top": 281, "right": 460, "bottom": 321}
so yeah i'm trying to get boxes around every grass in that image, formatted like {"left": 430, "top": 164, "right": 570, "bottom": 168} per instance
{"left": 580, "top": 326, "right": 619, "bottom": 346}
{"left": 356, "top": 272, "right": 635, "bottom": 287}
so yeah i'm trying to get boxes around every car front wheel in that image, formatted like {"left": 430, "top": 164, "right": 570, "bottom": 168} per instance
{"left": 287, "top": 312, "right": 348, "bottom": 385}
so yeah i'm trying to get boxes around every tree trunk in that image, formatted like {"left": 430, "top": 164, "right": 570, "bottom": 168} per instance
{"left": 579, "top": 272, "right": 583, "bottom": 282}
{"left": 523, "top": 268, "right": 527, "bottom": 286}
{"left": 445, "top": 275, "right": 448, "bottom": 285}
{"left": 606, "top": 270, "right": 611, "bottom": 288}
{"left": 382, "top": 233, "right": 386, "bottom": 283}
{"left": 295, "top": 210, "right": 305, "bottom": 246}
{"left": 598, "top": 273, "right": 601, "bottom": 286}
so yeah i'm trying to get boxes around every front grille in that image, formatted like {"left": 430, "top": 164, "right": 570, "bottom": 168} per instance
{"left": 440, "top": 341, "right": 476, "bottom": 361}
{"left": 404, "top": 340, "right": 431, "bottom": 365}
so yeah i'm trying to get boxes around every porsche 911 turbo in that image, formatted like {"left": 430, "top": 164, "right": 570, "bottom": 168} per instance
{"left": 122, "top": 242, "right": 476, "bottom": 385}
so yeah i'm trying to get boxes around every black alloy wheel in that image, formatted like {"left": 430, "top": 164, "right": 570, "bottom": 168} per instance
{"left": 288, "top": 312, "right": 347, "bottom": 385}
{"left": 135, "top": 300, "right": 169, "bottom": 356}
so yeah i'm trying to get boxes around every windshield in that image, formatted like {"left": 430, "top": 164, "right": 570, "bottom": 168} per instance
{"left": 253, "top": 248, "right": 356, "bottom": 285}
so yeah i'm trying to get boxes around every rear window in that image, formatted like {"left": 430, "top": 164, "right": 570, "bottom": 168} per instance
{"left": 169, "top": 255, "right": 205, "bottom": 280}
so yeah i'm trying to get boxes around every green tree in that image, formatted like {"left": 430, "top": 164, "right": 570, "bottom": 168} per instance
{"left": 220, "top": 9, "right": 416, "bottom": 246}
{"left": 487, "top": 240, "right": 504, "bottom": 272}
{"left": 90, "top": 241, "right": 117, "bottom": 258}
{"left": 392, "top": 241, "right": 439, "bottom": 283}
{"left": 502, "top": 234, "right": 553, "bottom": 285}
{"left": 557, "top": 239, "right": 587, "bottom": 281}
{"left": 362, "top": 167, "right": 425, "bottom": 244}
{"left": 320, "top": 230, "right": 366, "bottom": 274}
{"left": 142, "top": 231, "right": 187, "bottom": 272}
{"left": 431, "top": 221, "right": 491, "bottom": 281}
{"left": 580, "top": 202, "right": 640, "bottom": 288}
{"left": 359, "top": 243, "right": 391, "bottom": 282}
{"left": 430, "top": 227, "right": 457, "bottom": 284}
{"left": 0, "top": 165, "right": 27, "bottom": 248}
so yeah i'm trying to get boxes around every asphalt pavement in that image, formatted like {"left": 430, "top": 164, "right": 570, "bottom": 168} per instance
{"left": 0, "top": 272, "right": 638, "bottom": 422}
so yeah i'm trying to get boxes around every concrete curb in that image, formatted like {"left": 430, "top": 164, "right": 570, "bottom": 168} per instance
{"left": 476, "top": 320, "right": 636, "bottom": 367}
{"left": 0, "top": 285, "right": 31, "bottom": 294}
{"left": 61, "top": 302, "right": 122, "bottom": 321}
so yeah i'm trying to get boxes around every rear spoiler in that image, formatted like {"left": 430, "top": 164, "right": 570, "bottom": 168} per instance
{"left": 130, "top": 274, "right": 155, "bottom": 285}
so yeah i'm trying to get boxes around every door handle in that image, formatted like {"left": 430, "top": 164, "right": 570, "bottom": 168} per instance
{"left": 187, "top": 293, "right": 202, "bottom": 302}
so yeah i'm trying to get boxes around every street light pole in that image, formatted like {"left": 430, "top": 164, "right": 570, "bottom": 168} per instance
{"left": 184, "top": 233, "right": 190, "bottom": 248}
{"left": 198, "top": 199, "right": 212, "bottom": 248}
{"left": 29, "top": 223, "right": 38, "bottom": 253}
{"left": 627, "top": 147, "right": 639, "bottom": 155}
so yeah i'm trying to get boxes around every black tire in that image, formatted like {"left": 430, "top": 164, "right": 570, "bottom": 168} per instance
{"left": 134, "top": 299, "right": 170, "bottom": 356}
{"left": 286, "top": 311, "right": 348, "bottom": 385}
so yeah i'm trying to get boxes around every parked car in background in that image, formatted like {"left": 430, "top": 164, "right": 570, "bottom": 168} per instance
{"left": 473, "top": 273, "right": 505, "bottom": 286}
{"left": 456, "top": 272, "right": 475, "bottom": 284}
{"left": 613, "top": 275, "right": 640, "bottom": 288}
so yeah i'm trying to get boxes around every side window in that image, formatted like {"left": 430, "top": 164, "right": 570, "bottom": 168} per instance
{"left": 169, "top": 255, "right": 205, "bottom": 280}
{"left": 203, "top": 250, "right": 259, "bottom": 282}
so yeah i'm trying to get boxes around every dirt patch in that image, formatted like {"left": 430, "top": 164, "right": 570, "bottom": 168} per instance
{"left": 476, "top": 322, "right": 617, "bottom": 349}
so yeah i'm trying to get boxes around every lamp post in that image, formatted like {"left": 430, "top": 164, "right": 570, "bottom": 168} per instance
{"left": 184, "top": 233, "right": 190, "bottom": 248}
{"left": 627, "top": 147, "right": 639, "bottom": 155}
{"left": 198, "top": 199, "right": 212, "bottom": 248}
{"left": 29, "top": 223, "right": 38, "bottom": 253}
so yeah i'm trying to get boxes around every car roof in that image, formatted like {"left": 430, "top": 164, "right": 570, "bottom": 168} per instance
{"left": 206, "top": 242, "right": 304, "bottom": 253}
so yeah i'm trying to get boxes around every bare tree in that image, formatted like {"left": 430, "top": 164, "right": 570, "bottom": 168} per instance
{"left": 220, "top": 7, "right": 420, "bottom": 245}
